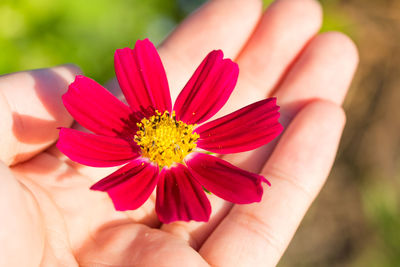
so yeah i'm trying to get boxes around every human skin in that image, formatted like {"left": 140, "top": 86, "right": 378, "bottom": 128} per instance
{"left": 0, "top": 0, "right": 358, "bottom": 266}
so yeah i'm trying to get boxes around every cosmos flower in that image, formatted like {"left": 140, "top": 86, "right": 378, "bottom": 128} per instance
{"left": 57, "top": 39, "right": 283, "bottom": 223}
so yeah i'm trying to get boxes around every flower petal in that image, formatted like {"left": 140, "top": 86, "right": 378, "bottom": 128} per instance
{"left": 186, "top": 153, "right": 269, "bottom": 204}
{"left": 156, "top": 164, "right": 211, "bottom": 223}
{"left": 115, "top": 39, "right": 172, "bottom": 113}
{"left": 173, "top": 50, "right": 239, "bottom": 125}
{"left": 195, "top": 98, "right": 283, "bottom": 154}
{"left": 57, "top": 128, "right": 139, "bottom": 167}
{"left": 62, "top": 75, "right": 135, "bottom": 137}
{"left": 91, "top": 159, "right": 159, "bottom": 211}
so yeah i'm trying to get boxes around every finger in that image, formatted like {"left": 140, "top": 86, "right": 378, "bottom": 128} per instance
{"left": 219, "top": 0, "right": 322, "bottom": 115}
{"left": 200, "top": 100, "right": 346, "bottom": 267}
{"left": 106, "top": 0, "right": 263, "bottom": 102}
{"left": 275, "top": 31, "right": 359, "bottom": 118}
{"left": 226, "top": 31, "right": 359, "bottom": 173}
{"left": 158, "top": 0, "right": 262, "bottom": 100}
{"left": 0, "top": 64, "right": 81, "bottom": 166}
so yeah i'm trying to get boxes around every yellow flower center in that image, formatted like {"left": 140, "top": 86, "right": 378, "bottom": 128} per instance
{"left": 134, "top": 110, "right": 199, "bottom": 167}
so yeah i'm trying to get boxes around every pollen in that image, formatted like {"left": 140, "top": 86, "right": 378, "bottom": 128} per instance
{"left": 134, "top": 110, "right": 199, "bottom": 167}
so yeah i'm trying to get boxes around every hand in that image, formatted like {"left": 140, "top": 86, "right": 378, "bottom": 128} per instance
{"left": 0, "top": 0, "right": 358, "bottom": 266}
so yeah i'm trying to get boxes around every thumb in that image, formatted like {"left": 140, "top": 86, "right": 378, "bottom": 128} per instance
{"left": 0, "top": 64, "right": 81, "bottom": 166}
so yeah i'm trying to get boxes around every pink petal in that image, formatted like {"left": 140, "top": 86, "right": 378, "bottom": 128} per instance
{"left": 195, "top": 98, "right": 283, "bottom": 154}
{"left": 115, "top": 39, "right": 172, "bottom": 114}
{"left": 62, "top": 75, "right": 135, "bottom": 137}
{"left": 57, "top": 128, "right": 139, "bottom": 167}
{"left": 173, "top": 50, "right": 239, "bottom": 125}
{"left": 156, "top": 164, "right": 211, "bottom": 223}
{"left": 91, "top": 159, "right": 159, "bottom": 211}
{"left": 186, "top": 153, "right": 269, "bottom": 204}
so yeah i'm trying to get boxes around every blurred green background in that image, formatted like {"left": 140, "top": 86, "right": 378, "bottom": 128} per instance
{"left": 0, "top": 0, "right": 398, "bottom": 266}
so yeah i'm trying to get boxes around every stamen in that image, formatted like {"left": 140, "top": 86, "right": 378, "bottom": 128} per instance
{"left": 134, "top": 110, "right": 199, "bottom": 167}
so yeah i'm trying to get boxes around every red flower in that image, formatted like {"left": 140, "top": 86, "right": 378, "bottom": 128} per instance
{"left": 57, "top": 39, "right": 283, "bottom": 223}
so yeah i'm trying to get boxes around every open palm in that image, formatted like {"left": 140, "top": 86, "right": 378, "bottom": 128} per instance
{"left": 0, "top": 0, "right": 358, "bottom": 266}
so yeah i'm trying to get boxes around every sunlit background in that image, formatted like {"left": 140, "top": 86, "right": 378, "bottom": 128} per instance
{"left": 1, "top": 0, "right": 399, "bottom": 266}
